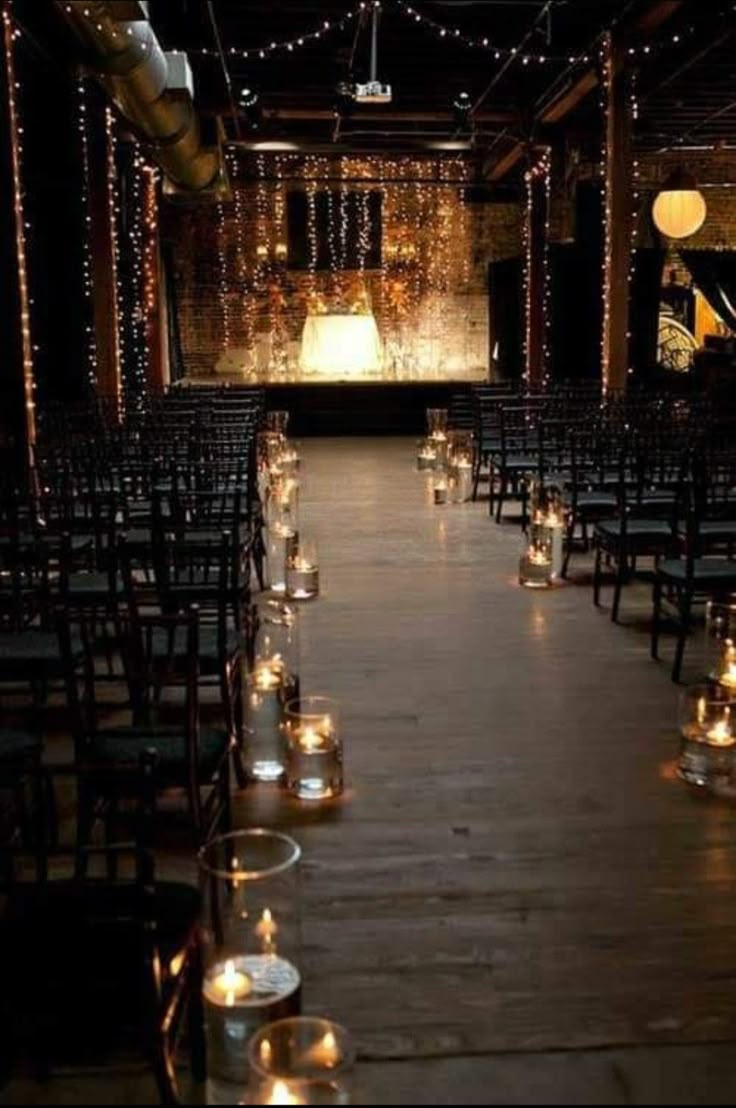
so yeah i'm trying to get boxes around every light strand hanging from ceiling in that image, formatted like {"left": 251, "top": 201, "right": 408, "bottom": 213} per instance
{"left": 627, "top": 71, "right": 640, "bottom": 380}
{"left": 190, "top": 1, "right": 367, "bottom": 60}
{"left": 598, "top": 34, "right": 613, "bottom": 396}
{"left": 142, "top": 162, "right": 159, "bottom": 390}
{"left": 3, "top": 6, "right": 36, "bottom": 451}
{"left": 397, "top": 1, "right": 699, "bottom": 65}
{"left": 542, "top": 151, "right": 552, "bottom": 391}
{"left": 105, "top": 105, "right": 125, "bottom": 418}
{"left": 216, "top": 200, "right": 232, "bottom": 353}
{"left": 127, "top": 150, "right": 148, "bottom": 411}
{"left": 76, "top": 74, "right": 98, "bottom": 393}
{"left": 339, "top": 158, "right": 348, "bottom": 272}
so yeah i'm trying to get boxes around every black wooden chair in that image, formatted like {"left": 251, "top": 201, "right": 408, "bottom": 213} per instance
{"left": 652, "top": 506, "right": 736, "bottom": 683}
{"left": 593, "top": 461, "right": 680, "bottom": 624}
{"left": 0, "top": 754, "right": 206, "bottom": 1104}
{"left": 59, "top": 604, "right": 233, "bottom": 844}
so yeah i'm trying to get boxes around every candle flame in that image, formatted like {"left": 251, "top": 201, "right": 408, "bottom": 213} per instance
{"left": 267, "top": 1080, "right": 303, "bottom": 1106}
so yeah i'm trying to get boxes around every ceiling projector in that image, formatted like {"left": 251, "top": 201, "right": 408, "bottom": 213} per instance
{"left": 353, "top": 80, "right": 393, "bottom": 104}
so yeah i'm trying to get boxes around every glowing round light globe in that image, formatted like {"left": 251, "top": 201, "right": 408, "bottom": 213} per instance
{"left": 652, "top": 171, "right": 707, "bottom": 240}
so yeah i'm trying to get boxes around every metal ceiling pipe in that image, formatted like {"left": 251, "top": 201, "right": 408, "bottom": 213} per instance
{"left": 55, "top": 0, "right": 222, "bottom": 193}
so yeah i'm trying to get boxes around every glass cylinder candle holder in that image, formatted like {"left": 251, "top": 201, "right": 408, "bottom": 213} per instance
{"left": 257, "top": 600, "right": 300, "bottom": 701}
{"left": 705, "top": 599, "right": 736, "bottom": 690}
{"left": 426, "top": 408, "right": 449, "bottom": 439}
{"left": 280, "top": 444, "right": 301, "bottom": 479}
{"left": 286, "top": 540, "right": 320, "bottom": 602}
{"left": 448, "top": 430, "right": 473, "bottom": 465}
{"left": 259, "top": 431, "right": 286, "bottom": 473}
{"left": 268, "top": 523, "right": 298, "bottom": 595}
{"left": 449, "top": 460, "right": 473, "bottom": 504}
{"left": 433, "top": 477, "right": 448, "bottom": 506}
{"left": 519, "top": 523, "right": 554, "bottom": 589}
{"left": 416, "top": 439, "right": 437, "bottom": 472}
{"left": 678, "top": 683, "right": 736, "bottom": 790}
{"left": 248, "top": 1018, "right": 355, "bottom": 1106}
{"left": 268, "top": 411, "right": 290, "bottom": 438}
{"left": 199, "top": 832, "right": 302, "bottom": 1106}
{"left": 283, "top": 697, "right": 343, "bottom": 802}
{"left": 245, "top": 668, "right": 289, "bottom": 783}
{"left": 268, "top": 476, "right": 300, "bottom": 533}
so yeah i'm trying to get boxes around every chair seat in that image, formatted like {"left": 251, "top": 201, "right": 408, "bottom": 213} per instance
{"left": 66, "top": 572, "right": 124, "bottom": 599}
{"left": 89, "top": 727, "right": 231, "bottom": 779}
{"left": 151, "top": 624, "right": 241, "bottom": 666}
{"left": 572, "top": 492, "right": 617, "bottom": 511}
{"left": 499, "top": 455, "right": 538, "bottom": 471}
{"left": 697, "top": 520, "right": 736, "bottom": 541}
{"left": 0, "top": 729, "right": 41, "bottom": 762}
{"left": 658, "top": 558, "right": 736, "bottom": 584}
{"left": 597, "top": 519, "right": 673, "bottom": 540}
{"left": 0, "top": 630, "right": 82, "bottom": 672}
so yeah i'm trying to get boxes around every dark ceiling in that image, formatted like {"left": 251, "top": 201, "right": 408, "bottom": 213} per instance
{"left": 14, "top": 1, "right": 736, "bottom": 170}
{"left": 146, "top": 0, "right": 736, "bottom": 162}
{"left": 151, "top": 0, "right": 626, "bottom": 146}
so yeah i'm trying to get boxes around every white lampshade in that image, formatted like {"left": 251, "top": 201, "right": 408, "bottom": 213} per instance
{"left": 652, "top": 170, "right": 707, "bottom": 240}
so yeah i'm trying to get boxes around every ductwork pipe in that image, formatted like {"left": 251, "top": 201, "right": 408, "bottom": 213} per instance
{"left": 56, "top": 0, "right": 222, "bottom": 193}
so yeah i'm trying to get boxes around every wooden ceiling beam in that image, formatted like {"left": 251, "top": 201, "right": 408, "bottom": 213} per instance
{"left": 487, "top": 143, "right": 526, "bottom": 181}
{"left": 487, "top": 0, "right": 685, "bottom": 180}
{"left": 264, "top": 108, "right": 517, "bottom": 124}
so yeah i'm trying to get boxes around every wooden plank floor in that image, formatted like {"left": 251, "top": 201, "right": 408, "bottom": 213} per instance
{"left": 8, "top": 437, "right": 736, "bottom": 1105}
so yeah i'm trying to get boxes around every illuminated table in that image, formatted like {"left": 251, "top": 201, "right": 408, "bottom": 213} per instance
{"left": 300, "top": 314, "right": 383, "bottom": 379}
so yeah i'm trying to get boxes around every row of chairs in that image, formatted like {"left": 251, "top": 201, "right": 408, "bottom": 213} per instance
{"left": 2, "top": 387, "right": 269, "bottom": 1099}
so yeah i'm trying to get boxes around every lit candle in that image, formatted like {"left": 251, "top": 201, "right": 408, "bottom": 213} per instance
{"left": 265, "top": 1080, "right": 304, "bottom": 1106}
{"left": 720, "top": 641, "right": 736, "bottom": 690}
{"left": 528, "top": 547, "right": 550, "bottom": 566}
{"left": 707, "top": 708, "right": 734, "bottom": 747}
{"left": 256, "top": 908, "right": 279, "bottom": 953}
{"left": 300, "top": 726, "right": 326, "bottom": 752}
{"left": 254, "top": 659, "right": 284, "bottom": 691}
{"left": 205, "top": 960, "right": 252, "bottom": 1007}
{"left": 306, "top": 1030, "right": 341, "bottom": 1069}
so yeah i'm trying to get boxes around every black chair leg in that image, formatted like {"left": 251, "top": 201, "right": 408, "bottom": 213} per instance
{"left": 495, "top": 474, "right": 507, "bottom": 524}
{"left": 673, "top": 591, "right": 692, "bottom": 684}
{"left": 189, "top": 944, "right": 208, "bottom": 1086}
{"left": 651, "top": 577, "right": 662, "bottom": 660}
{"left": 611, "top": 557, "right": 626, "bottom": 624}
{"left": 593, "top": 543, "right": 603, "bottom": 607}
{"left": 561, "top": 517, "right": 575, "bottom": 579}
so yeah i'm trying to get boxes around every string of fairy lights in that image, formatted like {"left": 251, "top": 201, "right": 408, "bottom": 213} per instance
{"left": 627, "top": 71, "right": 641, "bottom": 379}
{"left": 76, "top": 74, "right": 98, "bottom": 392}
{"left": 523, "top": 148, "right": 552, "bottom": 391}
{"left": 105, "top": 105, "right": 125, "bottom": 416}
{"left": 3, "top": 4, "right": 36, "bottom": 451}
{"left": 598, "top": 34, "right": 613, "bottom": 396}
{"left": 180, "top": 0, "right": 701, "bottom": 69}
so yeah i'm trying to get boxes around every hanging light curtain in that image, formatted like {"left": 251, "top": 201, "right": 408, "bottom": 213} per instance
{"left": 652, "top": 170, "right": 707, "bottom": 240}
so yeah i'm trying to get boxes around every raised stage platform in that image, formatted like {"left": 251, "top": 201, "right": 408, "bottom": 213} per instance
{"left": 181, "top": 379, "right": 480, "bottom": 435}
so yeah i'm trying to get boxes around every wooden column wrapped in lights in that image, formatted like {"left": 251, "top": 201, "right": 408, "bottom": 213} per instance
{"left": 600, "top": 33, "right": 634, "bottom": 394}
{"left": 523, "top": 148, "right": 551, "bottom": 392}
{"left": 0, "top": 4, "right": 36, "bottom": 481}
{"left": 85, "top": 95, "right": 123, "bottom": 419}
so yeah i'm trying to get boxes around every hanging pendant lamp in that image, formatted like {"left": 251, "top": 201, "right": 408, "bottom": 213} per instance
{"left": 652, "top": 169, "right": 707, "bottom": 240}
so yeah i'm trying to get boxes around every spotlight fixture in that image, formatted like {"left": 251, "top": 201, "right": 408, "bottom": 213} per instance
{"left": 239, "top": 86, "right": 262, "bottom": 129}
{"left": 453, "top": 91, "right": 473, "bottom": 131}
{"left": 239, "top": 86, "right": 259, "bottom": 109}
{"left": 352, "top": 2, "right": 392, "bottom": 104}
{"left": 652, "top": 169, "right": 707, "bottom": 240}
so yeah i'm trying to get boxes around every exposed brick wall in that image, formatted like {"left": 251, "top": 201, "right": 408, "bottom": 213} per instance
{"left": 163, "top": 153, "right": 521, "bottom": 378}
